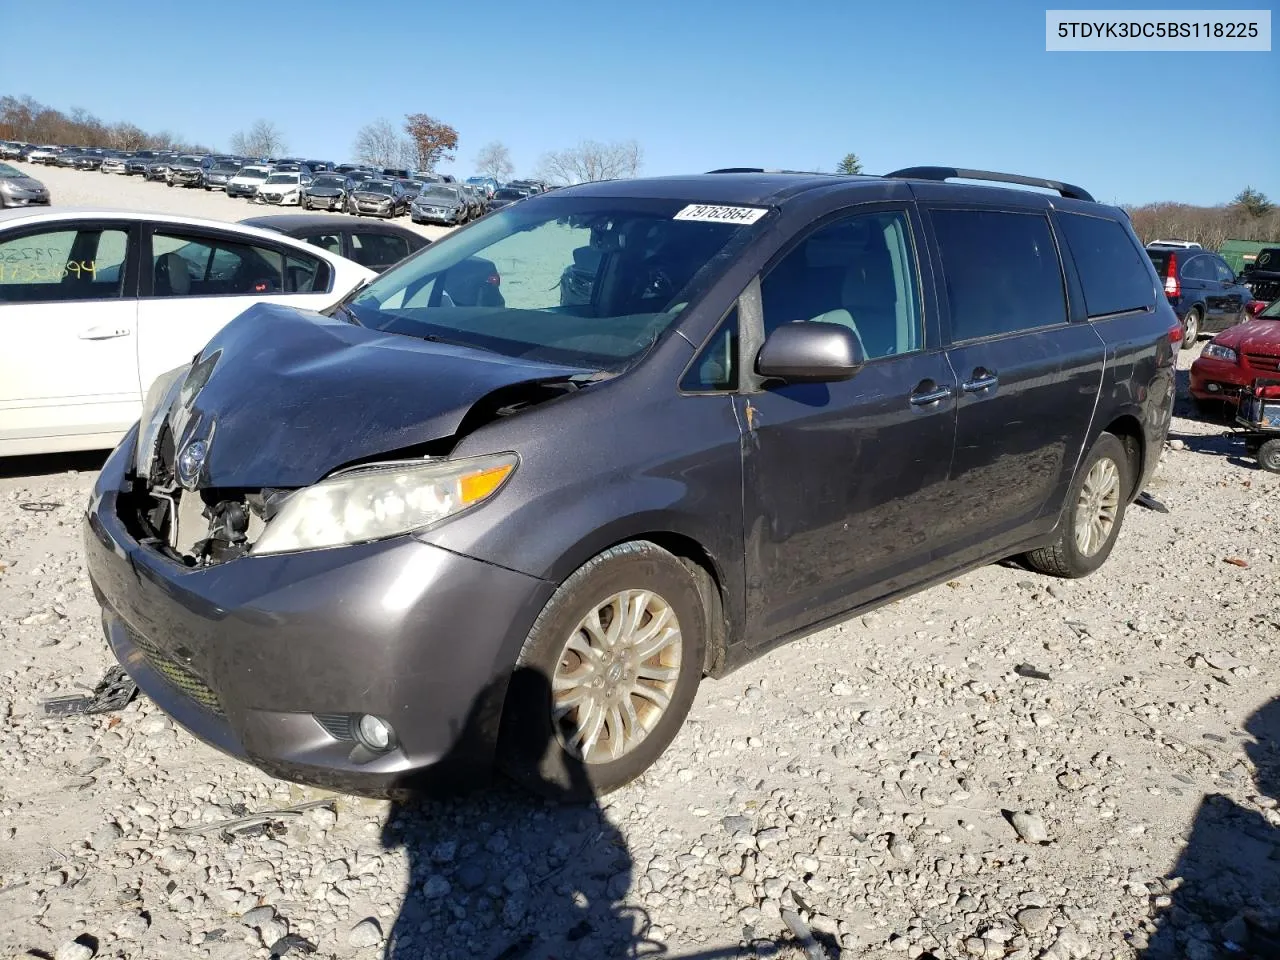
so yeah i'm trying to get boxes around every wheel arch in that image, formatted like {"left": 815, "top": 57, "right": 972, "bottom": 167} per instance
{"left": 1099, "top": 413, "right": 1146, "bottom": 500}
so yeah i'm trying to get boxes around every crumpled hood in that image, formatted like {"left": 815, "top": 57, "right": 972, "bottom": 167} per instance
{"left": 164, "top": 303, "right": 586, "bottom": 489}
{"left": 1214, "top": 318, "right": 1280, "bottom": 350}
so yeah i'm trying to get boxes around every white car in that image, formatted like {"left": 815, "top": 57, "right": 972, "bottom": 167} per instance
{"left": 226, "top": 164, "right": 272, "bottom": 200}
{"left": 254, "top": 172, "right": 310, "bottom": 206}
{"left": 0, "top": 208, "right": 376, "bottom": 456}
{"left": 26, "top": 146, "right": 60, "bottom": 164}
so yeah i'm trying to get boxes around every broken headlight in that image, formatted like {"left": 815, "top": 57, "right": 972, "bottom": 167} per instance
{"left": 250, "top": 453, "right": 518, "bottom": 556}
{"left": 134, "top": 364, "right": 190, "bottom": 480}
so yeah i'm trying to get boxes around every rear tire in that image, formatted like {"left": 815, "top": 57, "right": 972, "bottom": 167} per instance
{"left": 1025, "top": 432, "right": 1132, "bottom": 578}
{"left": 1259, "top": 439, "right": 1280, "bottom": 474}
{"left": 497, "top": 541, "right": 705, "bottom": 801}
{"left": 1181, "top": 308, "right": 1201, "bottom": 347}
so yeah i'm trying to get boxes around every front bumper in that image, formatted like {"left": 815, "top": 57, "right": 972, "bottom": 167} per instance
{"left": 1190, "top": 356, "right": 1251, "bottom": 404}
{"left": 257, "top": 193, "right": 300, "bottom": 205}
{"left": 83, "top": 432, "right": 554, "bottom": 796}
{"left": 0, "top": 194, "right": 50, "bottom": 207}
{"left": 226, "top": 184, "right": 258, "bottom": 197}
{"left": 306, "top": 195, "right": 344, "bottom": 209}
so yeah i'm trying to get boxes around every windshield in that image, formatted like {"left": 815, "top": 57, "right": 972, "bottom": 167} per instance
{"left": 238, "top": 168, "right": 269, "bottom": 180}
{"left": 312, "top": 175, "right": 346, "bottom": 187}
{"left": 213, "top": 161, "right": 240, "bottom": 172}
{"left": 423, "top": 186, "right": 459, "bottom": 200}
{"left": 348, "top": 195, "right": 767, "bottom": 371}
{"left": 0, "top": 162, "right": 24, "bottom": 178}
{"left": 360, "top": 182, "right": 394, "bottom": 194}
{"left": 494, "top": 189, "right": 523, "bottom": 200}
{"left": 265, "top": 173, "right": 298, "bottom": 184}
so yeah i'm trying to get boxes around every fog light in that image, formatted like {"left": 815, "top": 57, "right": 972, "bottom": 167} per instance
{"left": 1207, "top": 383, "right": 1221, "bottom": 393}
{"left": 355, "top": 714, "right": 396, "bottom": 752}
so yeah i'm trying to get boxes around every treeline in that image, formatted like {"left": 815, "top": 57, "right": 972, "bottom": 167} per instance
{"left": 1125, "top": 188, "right": 1278, "bottom": 249}
{"left": 0, "top": 94, "right": 213, "bottom": 154}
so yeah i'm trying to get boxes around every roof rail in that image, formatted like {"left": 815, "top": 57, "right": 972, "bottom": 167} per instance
{"left": 884, "top": 166, "right": 1095, "bottom": 203}
{"left": 705, "top": 167, "right": 831, "bottom": 176}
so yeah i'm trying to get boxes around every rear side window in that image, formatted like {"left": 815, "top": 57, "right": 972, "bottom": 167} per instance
{"left": 932, "top": 209, "right": 1066, "bottom": 341}
{"left": 351, "top": 232, "right": 411, "bottom": 268}
{"left": 150, "top": 232, "right": 324, "bottom": 296}
{"left": 1182, "top": 256, "right": 1212, "bottom": 281}
{"left": 1213, "top": 259, "right": 1236, "bottom": 283}
{"left": 1057, "top": 213, "right": 1155, "bottom": 317}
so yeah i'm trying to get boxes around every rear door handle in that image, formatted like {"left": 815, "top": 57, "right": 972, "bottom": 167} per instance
{"left": 962, "top": 373, "right": 999, "bottom": 393}
{"left": 909, "top": 385, "right": 953, "bottom": 406}
{"left": 78, "top": 326, "right": 131, "bottom": 340}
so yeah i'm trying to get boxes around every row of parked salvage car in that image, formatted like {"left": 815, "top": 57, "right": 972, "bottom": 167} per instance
{"left": 0, "top": 140, "right": 554, "bottom": 224}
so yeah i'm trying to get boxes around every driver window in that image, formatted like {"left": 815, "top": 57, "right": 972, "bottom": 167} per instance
{"left": 760, "top": 210, "right": 922, "bottom": 360}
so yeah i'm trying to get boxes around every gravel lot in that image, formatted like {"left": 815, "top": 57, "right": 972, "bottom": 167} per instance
{"left": 2, "top": 172, "right": 1279, "bottom": 960}
{"left": 5, "top": 162, "right": 452, "bottom": 243}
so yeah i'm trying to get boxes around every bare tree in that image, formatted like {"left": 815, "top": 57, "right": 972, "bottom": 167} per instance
{"left": 474, "top": 141, "right": 514, "bottom": 182}
{"left": 108, "top": 122, "right": 149, "bottom": 151}
{"left": 230, "top": 119, "right": 286, "bottom": 158}
{"left": 404, "top": 113, "right": 459, "bottom": 172}
{"left": 536, "top": 139, "right": 642, "bottom": 186}
{"left": 354, "top": 118, "right": 414, "bottom": 169}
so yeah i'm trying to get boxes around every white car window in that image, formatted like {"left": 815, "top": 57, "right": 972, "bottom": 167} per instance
{"left": 149, "top": 231, "right": 323, "bottom": 297}
{"left": 0, "top": 227, "right": 130, "bottom": 302}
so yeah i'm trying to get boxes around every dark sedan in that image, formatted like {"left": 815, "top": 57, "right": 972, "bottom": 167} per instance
{"left": 168, "top": 156, "right": 207, "bottom": 188}
{"left": 410, "top": 183, "right": 470, "bottom": 225}
{"left": 303, "top": 174, "right": 355, "bottom": 212}
{"left": 350, "top": 179, "right": 408, "bottom": 218}
{"left": 487, "top": 186, "right": 530, "bottom": 211}
{"left": 203, "top": 159, "right": 244, "bottom": 191}
{"left": 240, "top": 213, "right": 430, "bottom": 272}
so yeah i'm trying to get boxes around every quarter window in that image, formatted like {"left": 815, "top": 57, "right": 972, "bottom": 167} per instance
{"left": 149, "top": 232, "right": 324, "bottom": 297}
{"left": 1181, "top": 256, "right": 1211, "bottom": 281}
{"left": 1213, "top": 259, "right": 1236, "bottom": 283}
{"left": 1057, "top": 212, "right": 1155, "bottom": 317}
{"left": 931, "top": 209, "right": 1066, "bottom": 341}
{"left": 681, "top": 309, "right": 738, "bottom": 391}
{"left": 0, "top": 226, "right": 130, "bottom": 303}
{"left": 760, "top": 210, "right": 922, "bottom": 360}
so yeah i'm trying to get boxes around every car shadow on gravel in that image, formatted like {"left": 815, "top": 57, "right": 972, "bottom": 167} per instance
{"left": 1141, "top": 697, "right": 1280, "bottom": 959}
{"left": 379, "top": 666, "right": 658, "bottom": 960}
{"left": 1165, "top": 430, "right": 1260, "bottom": 471}
{"left": 0, "top": 449, "right": 107, "bottom": 480}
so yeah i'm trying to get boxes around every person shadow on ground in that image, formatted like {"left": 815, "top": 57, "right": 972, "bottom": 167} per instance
{"left": 379, "top": 666, "right": 663, "bottom": 960}
{"left": 1142, "top": 696, "right": 1280, "bottom": 959}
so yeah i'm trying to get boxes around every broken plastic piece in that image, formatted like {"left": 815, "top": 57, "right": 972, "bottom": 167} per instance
{"left": 1014, "top": 664, "right": 1053, "bottom": 681}
{"left": 42, "top": 665, "right": 138, "bottom": 716}
{"left": 1133, "top": 491, "right": 1169, "bottom": 513}
{"left": 268, "top": 933, "right": 318, "bottom": 958}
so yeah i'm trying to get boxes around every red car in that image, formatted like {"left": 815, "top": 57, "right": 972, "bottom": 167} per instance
{"left": 1190, "top": 299, "right": 1280, "bottom": 410}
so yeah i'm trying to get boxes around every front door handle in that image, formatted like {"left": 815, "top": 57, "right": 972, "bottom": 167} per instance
{"left": 78, "top": 326, "right": 132, "bottom": 340}
{"left": 962, "top": 372, "right": 999, "bottom": 393}
{"left": 909, "top": 384, "right": 953, "bottom": 406}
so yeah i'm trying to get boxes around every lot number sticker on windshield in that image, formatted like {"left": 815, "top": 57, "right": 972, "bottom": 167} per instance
{"left": 674, "top": 204, "right": 767, "bottom": 225}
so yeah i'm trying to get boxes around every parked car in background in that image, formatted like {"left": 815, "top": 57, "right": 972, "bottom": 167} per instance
{"left": 410, "top": 183, "right": 470, "bottom": 225}
{"left": 255, "top": 171, "right": 311, "bottom": 206}
{"left": 74, "top": 150, "right": 108, "bottom": 171}
{"left": 465, "top": 175, "right": 498, "bottom": 198}
{"left": 397, "top": 178, "right": 427, "bottom": 205}
{"left": 381, "top": 166, "right": 411, "bottom": 180}
{"left": 55, "top": 149, "right": 84, "bottom": 168}
{"left": 226, "top": 164, "right": 272, "bottom": 199}
{"left": 27, "top": 146, "right": 61, "bottom": 165}
{"left": 144, "top": 156, "right": 176, "bottom": 182}
{"left": 0, "top": 207, "right": 376, "bottom": 456}
{"left": 167, "top": 156, "right": 207, "bottom": 188}
{"left": 101, "top": 153, "right": 130, "bottom": 175}
{"left": 0, "top": 142, "right": 25, "bottom": 160}
{"left": 241, "top": 213, "right": 429, "bottom": 272}
{"left": 80, "top": 167, "right": 1177, "bottom": 799}
{"left": 487, "top": 186, "right": 529, "bottom": 211}
{"left": 203, "top": 159, "right": 243, "bottom": 191}
{"left": 1190, "top": 297, "right": 1280, "bottom": 412}
{"left": 1146, "top": 246, "right": 1254, "bottom": 345}
{"left": 0, "top": 163, "right": 50, "bottom": 208}
{"left": 272, "top": 162, "right": 313, "bottom": 177}
{"left": 1239, "top": 247, "right": 1280, "bottom": 305}
{"left": 302, "top": 174, "right": 354, "bottom": 211}
{"left": 350, "top": 178, "right": 408, "bottom": 218}
{"left": 1146, "top": 239, "right": 1202, "bottom": 250}
{"left": 125, "top": 151, "right": 160, "bottom": 175}
{"left": 458, "top": 184, "right": 484, "bottom": 220}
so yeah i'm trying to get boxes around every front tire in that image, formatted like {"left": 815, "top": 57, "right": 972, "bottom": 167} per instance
{"left": 1182, "top": 307, "right": 1201, "bottom": 348}
{"left": 1025, "top": 432, "right": 1132, "bottom": 578}
{"left": 497, "top": 541, "right": 706, "bottom": 801}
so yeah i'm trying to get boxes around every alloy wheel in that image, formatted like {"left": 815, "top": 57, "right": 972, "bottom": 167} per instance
{"left": 551, "top": 590, "right": 683, "bottom": 764}
{"left": 1073, "top": 457, "right": 1121, "bottom": 557}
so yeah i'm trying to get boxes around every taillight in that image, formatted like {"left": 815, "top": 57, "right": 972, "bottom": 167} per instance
{"left": 486, "top": 273, "right": 501, "bottom": 286}
{"left": 1164, "top": 253, "right": 1180, "bottom": 298}
{"left": 1169, "top": 322, "right": 1183, "bottom": 346}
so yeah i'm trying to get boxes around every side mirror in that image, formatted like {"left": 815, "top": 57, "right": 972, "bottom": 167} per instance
{"left": 755, "top": 321, "right": 864, "bottom": 383}
{"left": 1248, "top": 300, "right": 1268, "bottom": 317}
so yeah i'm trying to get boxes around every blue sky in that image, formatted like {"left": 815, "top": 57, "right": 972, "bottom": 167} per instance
{"left": 3, "top": 0, "right": 1276, "bottom": 205}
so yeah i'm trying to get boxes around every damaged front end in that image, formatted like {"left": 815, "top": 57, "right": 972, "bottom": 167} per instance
{"left": 120, "top": 313, "right": 597, "bottom": 568}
